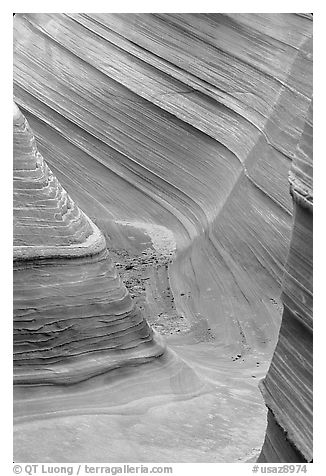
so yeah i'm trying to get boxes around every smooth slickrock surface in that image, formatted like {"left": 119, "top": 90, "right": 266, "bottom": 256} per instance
{"left": 13, "top": 13, "right": 313, "bottom": 462}
{"left": 259, "top": 101, "right": 313, "bottom": 463}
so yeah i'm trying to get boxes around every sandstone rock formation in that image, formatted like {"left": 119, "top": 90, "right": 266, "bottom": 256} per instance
{"left": 258, "top": 101, "right": 313, "bottom": 463}
{"left": 13, "top": 13, "right": 313, "bottom": 462}
{"left": 13, "top": 103, "right": 165, "bottom": 386}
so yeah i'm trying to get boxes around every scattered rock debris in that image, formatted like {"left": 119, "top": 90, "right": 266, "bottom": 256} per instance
{"left": 107, "top": 245, "right": 190, "bottom": 335}
{"left": 269, "top": 297, "right": 283, "bottom": 314}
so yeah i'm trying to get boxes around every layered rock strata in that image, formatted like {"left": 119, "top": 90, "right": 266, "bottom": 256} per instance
{"left": 258, "top": 101, "right": 313, "bottom": 462}
{"left": 13, "top": 13, "right": 313, "bottom": 352}
{"left": 13, "top": 13, "right": 313, "bottom": 462}
{"left": 13, "top": 103, "right": 165, "bottom": 385}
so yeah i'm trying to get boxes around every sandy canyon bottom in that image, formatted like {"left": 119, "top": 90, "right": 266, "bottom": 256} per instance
{"left": 14, "top": 220, "right": 280, "bottom": 463}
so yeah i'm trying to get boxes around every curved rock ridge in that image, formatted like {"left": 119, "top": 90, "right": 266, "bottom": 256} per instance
{"left": 258, "top": 100, "right": 313, "bottom": 462}
{"left": 289, "top": 102, "right": 313, "bottom": 211}
{"left": 13, "top": 102, "right": 104, "bottom": 257}
{"left": 13, "top": 104, "right": 165, "bottom": 385}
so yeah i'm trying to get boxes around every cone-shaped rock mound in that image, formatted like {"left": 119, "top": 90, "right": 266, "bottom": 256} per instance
{"left": 13, "top": 104, "right": 165, "bottom": 385}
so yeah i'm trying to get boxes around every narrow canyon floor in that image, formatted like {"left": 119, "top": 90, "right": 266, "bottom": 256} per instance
{"left": 14, "top": 220, "right": 281, "bottom": 463}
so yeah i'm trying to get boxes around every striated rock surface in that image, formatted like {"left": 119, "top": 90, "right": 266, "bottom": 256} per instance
{"left": 258, "top": 101, "right": 313, "bottom": 462}
{"left": 13, "top": 13, "right": 313, "bottom": 462}
{"left": 13, "top": 103, "right": 165, "bottom": 385}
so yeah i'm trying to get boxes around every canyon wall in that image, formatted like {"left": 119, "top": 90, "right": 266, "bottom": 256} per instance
{"left": 258, "top": 101, "right": 313, "bottom": 463}
{"left": 13, "top": 13, "right": 313, "bottom": 462}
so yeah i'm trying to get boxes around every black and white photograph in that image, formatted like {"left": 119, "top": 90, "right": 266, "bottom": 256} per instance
{"left": 10, "top": 3, "right": 315, "bottom": 473}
